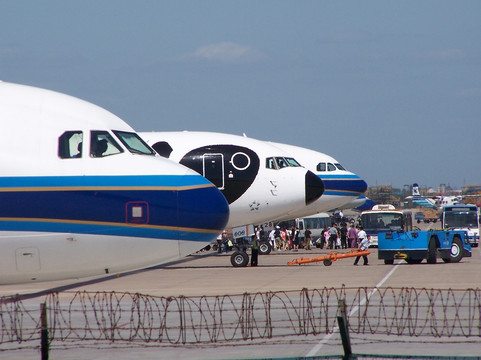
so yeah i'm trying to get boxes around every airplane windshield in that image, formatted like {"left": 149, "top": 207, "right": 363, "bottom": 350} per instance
{"left": 113, "top": 131, "right": 155, "bottom": 155}
{"left": 266, "top": 156, "right": 302, "bottom": 169}
{"left": 285, "top": 157, "right": 301, "bottom": 167}
{"left": 90, "top": 131, "right": 123, "bottom": 158}
{"left": 275, "top": 157, "right": 288, "bottom": 168}
{"left": 58, "top": 131, "right": 83, "bottom": 159}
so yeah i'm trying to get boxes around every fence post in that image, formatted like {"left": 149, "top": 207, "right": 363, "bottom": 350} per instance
{"left": 337, "top": 298, "right": 352, "bottom": 360}
{"left": 40, "top": 302, "right": 49, "bottom": 360}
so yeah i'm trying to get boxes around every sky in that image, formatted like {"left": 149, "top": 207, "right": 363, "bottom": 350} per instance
{"left": 1, "top": 1, "right": 480, "bottom": 190}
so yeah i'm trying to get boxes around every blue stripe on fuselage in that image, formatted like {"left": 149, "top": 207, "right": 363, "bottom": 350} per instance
{"left": 0, "top": 219, "right": 218, "bottom": 242}
{"left": 318, "top": 174, "right": 368, "bottom": 197}
{"left": 0, "top": 175, "right": 212, "bottom": 189}
{"left": 0, "top": 175, "right": 229, "bottom": 238}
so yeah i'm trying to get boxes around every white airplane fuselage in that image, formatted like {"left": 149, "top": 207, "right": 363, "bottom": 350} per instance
{"left": 0, "top": 83, "right": 229, "bottom": 284}
{"left": 268, "top": 141, "right": 368, "bottom": 218}
{"left": 139, "top": 131, "right": 325, "bottom": 228}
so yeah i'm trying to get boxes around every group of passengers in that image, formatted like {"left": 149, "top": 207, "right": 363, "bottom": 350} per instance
{"left": 310, "top": 222, "right": 368, "bottom": 250}
{"left": 266, "top": 225, "right": 302, "bottom": 251}
{"left": 315, "top": 223, "right": 370, "bottom": 265}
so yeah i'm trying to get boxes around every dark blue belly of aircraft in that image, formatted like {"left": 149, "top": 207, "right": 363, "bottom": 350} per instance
{"left": 0, "top": 175, "right": 229, "bottom": 242}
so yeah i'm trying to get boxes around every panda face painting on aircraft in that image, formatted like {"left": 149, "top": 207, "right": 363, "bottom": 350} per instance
{"left": 139, "top": 131, "right": 325, "bottom": 228}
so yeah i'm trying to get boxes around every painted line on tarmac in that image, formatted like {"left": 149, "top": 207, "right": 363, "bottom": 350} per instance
{"left": 306, "top": 262, "right": 401, "bottom": 357}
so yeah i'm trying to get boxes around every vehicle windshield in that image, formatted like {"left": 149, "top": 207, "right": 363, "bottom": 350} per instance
{"left": 113, "top": 131, "right": 155, "bottom": 155}
{"left": 444, "top": 212, "right": 478, "bottom": 228}
{"left": 361, "top": 212, "right": 404, "bottom": 232}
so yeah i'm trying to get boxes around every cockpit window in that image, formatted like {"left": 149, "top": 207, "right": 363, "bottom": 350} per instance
{"left": 113, "top": 131, "right": 155, "bottom": 155}
{"left": 327, "top": 163, "right": 336, "bottom": 171}
{"left": 335, "top": 163, "right": 346, "bottom": 171}
{"left": 266, "top": 156, "right": 301, "bottom": 169}
{"left": 90, "top": 131, "right": 123, "bottom": 158}
{"left": 58, "top": 131, "right": 83, "bottom": 159}
{"left": 275, "top": 157, "right": 288, "bottom": 168}
{"left": 316, "top": 162, "right": 326, "bottom": 172}
{"left": 285, "top": 157, "right": 301, "bottom": 167}
{"left": 266, "top": 157, "right": 276, "bottom": 169}
{"left": 151, "top": 141, "right": 173, "bottom": 158}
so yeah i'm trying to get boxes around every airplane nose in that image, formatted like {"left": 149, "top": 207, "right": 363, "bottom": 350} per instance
{"left": 305, "top": 170, "right": 325, "bottom": 205}
{"left": 177, "top": 181, "right": 230, "bottom": 236}
{"left": 356, "top": 178, "right": 368, "bottom": 194}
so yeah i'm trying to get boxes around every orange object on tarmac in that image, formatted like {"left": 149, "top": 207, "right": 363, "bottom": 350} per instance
{"left": 287, "top": 249, "right": 372, "bottom": 266}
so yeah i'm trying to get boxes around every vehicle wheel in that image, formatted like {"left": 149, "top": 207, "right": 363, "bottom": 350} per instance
{"left": 427, "top": 237, "right": 437, "bottom": 264}
{"left": 230, "top": 251, "right": 249, "bottom": 267}
{"left": 448, "top": 237, "right": 463, "bottom": 263}
{"left": 323, "top": 258, "right": 332, "bottom": 266}
{"left": 259, "top": 241, "right": 272, "bottom": 255}
{"left": 384, "top": 259, "right": 394, "bottom": 265}
{"left": 406, "top": 259, "right": 423, "bottom": 264}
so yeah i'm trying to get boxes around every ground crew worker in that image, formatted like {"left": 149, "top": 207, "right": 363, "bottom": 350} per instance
{"left": 251, "top": 235, "right": 259, "bottom": 266}
{"left": 354, "top": 229, "right": 370, "bottom": 266}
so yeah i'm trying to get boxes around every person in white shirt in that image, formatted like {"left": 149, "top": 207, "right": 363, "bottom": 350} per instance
{"left": 268, "top": 229, "right": 276, "bottom": 251}
{"left": 354, "top": 227, "right": 370, "bottom": 265}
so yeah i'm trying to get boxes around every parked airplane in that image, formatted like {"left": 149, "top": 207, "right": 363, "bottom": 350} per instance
{"left": 404, "top": 183, "right": 437, "bottom": 208}
{"left": 139, "top": 131, "right": 325, "bottom": 228}
{"left": 405, "top": 183, "right": 463, "bottom": 209}
{"left": 267, "top": 141, "right": 368, "bottom": 218}
{"left": 0, "top": 82, "right": 229, "bottom": 284}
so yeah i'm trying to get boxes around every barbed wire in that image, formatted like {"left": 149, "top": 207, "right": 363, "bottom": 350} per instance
{"left": 1, "top": 287, "right": 480, "bottom": 348}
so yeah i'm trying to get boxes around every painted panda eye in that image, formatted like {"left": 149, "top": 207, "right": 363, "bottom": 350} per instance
{"left": 231, "top": 152, "right": 250, "bottom": 171}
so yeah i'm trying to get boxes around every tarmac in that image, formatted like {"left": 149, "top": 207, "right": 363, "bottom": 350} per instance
{"left": 1, "top": 221, "right": 481, "bottom": 359}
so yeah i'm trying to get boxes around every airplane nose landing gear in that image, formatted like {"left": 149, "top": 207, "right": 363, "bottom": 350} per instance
{"left": 231, "top": 251, "right": 249, "bottom": 267}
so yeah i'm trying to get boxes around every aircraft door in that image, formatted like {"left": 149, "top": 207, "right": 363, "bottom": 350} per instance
{"left": 203, "top": 153, "right": 224, "bottom": 190}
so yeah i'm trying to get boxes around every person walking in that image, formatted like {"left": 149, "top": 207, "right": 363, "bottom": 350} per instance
{"left": 328, "top": 223, "right": 338, "bottom": 249}
{"left": 354, "top": 228, "right": 370, "bottom": 266}
{"left": 348, "top": 224, "right": 358, "bottom": 248}
{"left": 291, "top": 226, "right": 299, "bottom": 251}
{"left": 269, "top": 228, "right": 276, "bottom": 251}
{"left": 251, "top": 235, "right": 259, "bottom": 266}
{"left": 304, "top": 227, "right": 312, "bottom": 250}
{"left": 340, "top": 222, "right": 348, "bottom": 249}
{"left": 320, "top": 227, "right": 329, "bottom": 249}
{"left": 217, "top": 232, "right": 224, "bottom": 253}
{"left": 274, "top": 226, "right": 282, "bottom": 250}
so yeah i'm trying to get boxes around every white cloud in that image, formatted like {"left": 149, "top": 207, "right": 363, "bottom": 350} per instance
{"left": 191, "top": 42, "right": 262, "bottom": 63}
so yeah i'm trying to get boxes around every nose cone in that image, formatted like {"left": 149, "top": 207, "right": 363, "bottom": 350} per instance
{"left": 305, "top": 170, "right": 325, "bottom": 205}
{"left": 177, "top": 175, "right": 230, "bottom": 241}
{"left": 352, "top": 178, "right": 367, "bottom": 194}
{"left": 323, "top": 174, "right": 367, "bottom": 197}
{"left": 353, "top": 177, "right": 368, "bottom": 195}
